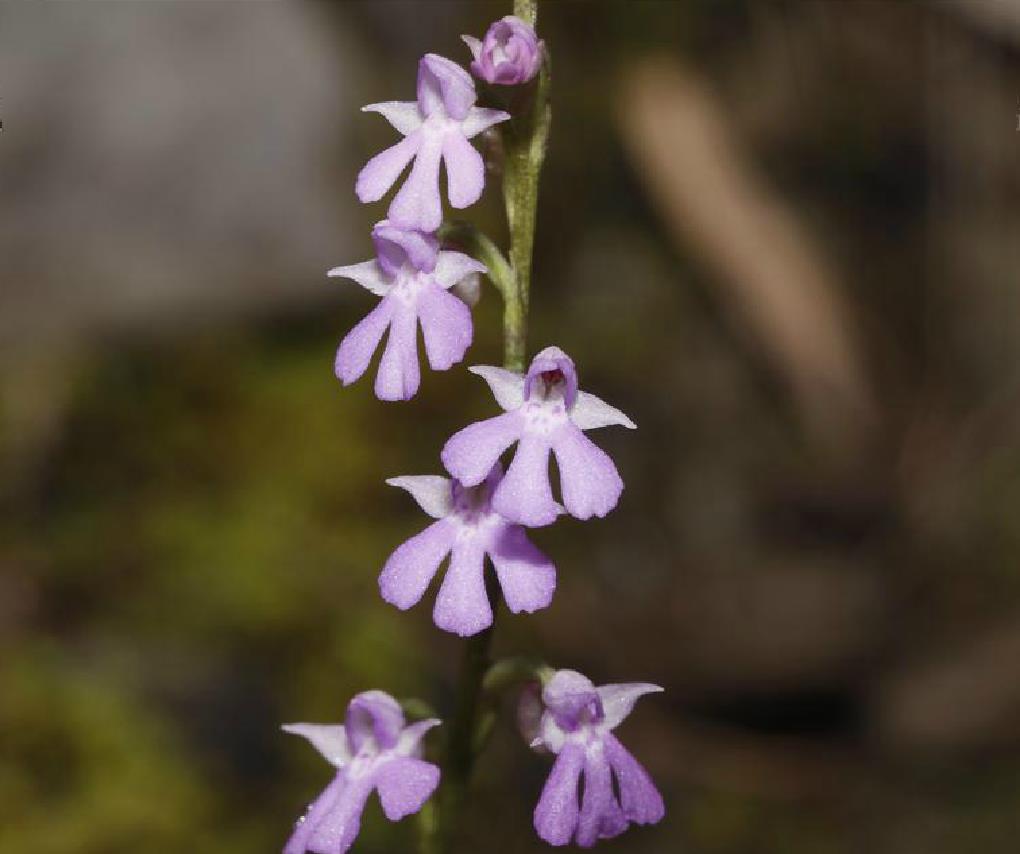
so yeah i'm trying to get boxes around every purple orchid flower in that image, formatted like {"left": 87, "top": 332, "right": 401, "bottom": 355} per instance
{"left": 379, "top": 463, "right": 556, "bottom": 637}
{"left": 521, "top": 670, "right": 665, "bottom": 848}
{"left": 440, "top": 347, "right": 636, "bottom": 527}
{"left": 282, "top": 691, "right": 440, "bottom": 854}
{"left": 463, "top": 16, "right": 544, "bottom": 86}
{"left": 356, "top": 54, "right": 510, "bottom": 232}
{"left": 329, "top": 220, "right": 485, "bottom": 401}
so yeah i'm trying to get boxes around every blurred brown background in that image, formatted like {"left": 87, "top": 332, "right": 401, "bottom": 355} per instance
{"left": 2, "top": 1, "right": 1020, "bottom": 852}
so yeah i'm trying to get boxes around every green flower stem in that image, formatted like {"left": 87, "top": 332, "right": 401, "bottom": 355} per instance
{"left": 429, "top": 611, "right": 497, "bottom": 853}
{"left": 416, "top": 801, "right": 438, "bottom": 854}
{"left": 424, "top": 2, "right": 550, "bottom": 851}
{"left": 502, "top": 0, "right": 550, "bottom": 373}
{"left": 515, "top": 0, "right": 538, "bottom": 28}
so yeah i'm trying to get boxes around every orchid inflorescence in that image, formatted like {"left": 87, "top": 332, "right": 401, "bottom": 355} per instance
{"left": 283, "top": 7, "right": 665, "bottom": 852}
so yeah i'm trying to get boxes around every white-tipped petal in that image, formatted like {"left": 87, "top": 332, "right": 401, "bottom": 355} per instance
{"left": 570, "top": 390, "right": 637, "bottom": 431}
{"left": 537, "top": 711, "right": 566, "bottom": 754}
{"left": 396, "top": 718, "right": 442, "bottom": 757}
{"left": 433, "top": 250, "right": 487, "bottom": 290}
{"left": 461, "top": 107, "right": 511, "bottom": 139}
{"left": 469, "top": 365, "right": 525, "bottom": 411}
{"left": 282, "top": 723, "right": 351, "bottom": 768}
{"left": 327, "top": 260, "right": 392, "bottom": 297}
{"left": 461, "top": 34, "right": 482, "bottom": 61}
{"left": 597, "top": 683, "right": 663, "bottom": 731}
{"left": 362, "top": 101, "right": 423, "bottom": 135}
{"left": 386, "top": 475, "right": 453, "bottom": 519}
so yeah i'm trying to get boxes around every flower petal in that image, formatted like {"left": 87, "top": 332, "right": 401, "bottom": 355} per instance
{"left": 576, "top": 749, "right": 627, "bottom": 847}
{"left": 441, "top": 131, "right": 485, "bottom": 210}
{"left": 442, "top": 411, "right": 523, "bottom": 487}
{"left": 388, "top": 129, "right": 444, "bottom": 232}
{"left": 417, "top": 54, "right": 476, "bottom": 121}
{"left": 525, "top": 346, "right": 578, "bottom": 407}
{"left": 433, "top": 540, "right": 491, "bottom": 636}
{"left": 395, "top": 718, "right": 442, "bottom": 758}
{"left": 281, "top": 724, "right": 350, "bottom": 769}
{"left": 461, "top": 106, "right": 511, "bottom": 139}
{"left": 335, "top": 298, "right": 394, "bottom": 387}
{"left": 493, "top": 433, "right": 558, "bottom": 527}
{"left": 489, "top": 524, "right": 556, "bottom": 615}
{"left": 305, "top": 773, "right": 375, "bottom": 854}
{"left": 542, "top": 670, "right": 599, "bottom": 729}
{"left": 550, "top": 424, "right": 623, "bottom": 520}
{"left": 345, "top": 691, "right": 405, "bottom": 753}
{"left": 534, "top": 743, "right": 584, "bottom": 846}
{"left": 361, "top": 101, "right": 423, "bottom": 135}
{"left": 468, "top": 365, "right": 526, "bottom": 411}
{"left": 570, "top": 390, "right": 637, "bottom": 431}
{"left": 604, "top": 734, "right": 665, "bottom": 826}
{"left": 432, "top": 250, "right": 487, "bottom": 290}
{"left": 284, "top": 773, "right": 346, "bottom": 854}
{"left": 372, "top": 222, "right": 438, "bottom": 276}
{"left": 327, "top": 260, "right": 391, "bottom": 297}
{"left": 374, "top": 757, "right": 440, "bottom": 821}
{"left": 386, "top": 475, "right": 453, "bottom": 519}
{"left": 597, "top": 683, "right": 664, "bottom": 732}
{"left": 536, "top": 710, "right": 567, "bottom": 754}
{"left": 374, "top": 303, "right": 420, "bottom": 401}
{"left": 379, "top": 519, "right": 456, "bottom": 611}
{"left": 460, "top": 34, "right": 482, "bottom": 62}
{"left": 417, "top": 284, "right": 473, "bottom": 372}
{"left": 356, "top": 132, "right": 421, "bottom": 204}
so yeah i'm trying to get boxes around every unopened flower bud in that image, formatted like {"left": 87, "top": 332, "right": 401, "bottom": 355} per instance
{"left": 463, "top": 16, "right": 543, "bottom": 86}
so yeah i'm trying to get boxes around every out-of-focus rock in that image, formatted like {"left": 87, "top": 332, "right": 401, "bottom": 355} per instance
{"left": 0, "top": 2, "right": 362, "bottom": 352}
